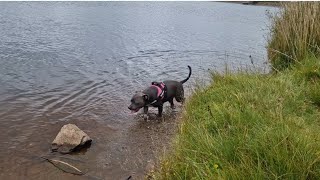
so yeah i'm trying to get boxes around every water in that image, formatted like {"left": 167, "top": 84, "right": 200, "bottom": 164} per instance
{"left": 0, "top": 2, "right": 277, "bottom": 179}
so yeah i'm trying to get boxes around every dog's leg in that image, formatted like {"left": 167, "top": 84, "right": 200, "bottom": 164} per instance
{"left": 157, "top": 105, "right": 163, "bottom": 117}
{"left": 143, "top": 106, "right": 149, "bottom": 121}
{"left": 144, "top": 106, "right": 149, "bottom": 114}
{"left": 169, "top": 98, "right": 175, "bottom": 109}
{"left": 175, "top": 96, "right": 185, "bottom": 104}
{"left": 175, "top": 86, "right": 185, "bottom": 104}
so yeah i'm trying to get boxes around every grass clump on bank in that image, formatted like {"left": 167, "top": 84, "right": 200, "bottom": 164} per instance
{"left": 153, "top": 56, "right": 320, "bottom": 179}
{"left": 268, "top": 2, "right": 320, "bottom": 70}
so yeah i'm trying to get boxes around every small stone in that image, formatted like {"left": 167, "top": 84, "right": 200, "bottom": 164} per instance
{"left": 145, "top": 159, "right": 155, "bottom": 173}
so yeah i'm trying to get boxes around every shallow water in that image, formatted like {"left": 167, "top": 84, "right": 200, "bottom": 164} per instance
{"left": 0, "top": 2, "right": 277, "bottom": 179}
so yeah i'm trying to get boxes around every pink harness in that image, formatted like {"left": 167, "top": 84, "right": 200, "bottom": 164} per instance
{"left": 150, "top": 82, "right": 165, "bottom": 99}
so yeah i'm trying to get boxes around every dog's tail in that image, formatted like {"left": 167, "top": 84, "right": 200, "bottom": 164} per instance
{"left": 180, "top": 65, "right": 192, "bottom": 84}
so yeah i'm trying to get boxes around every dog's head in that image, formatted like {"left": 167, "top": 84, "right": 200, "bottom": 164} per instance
{"left": 128, "top": 92, "right": 148, "bottom": 113}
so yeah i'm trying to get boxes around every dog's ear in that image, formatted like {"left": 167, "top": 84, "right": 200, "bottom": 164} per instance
{"left": 143, "top": 94, "right": 149, "bottom": 101}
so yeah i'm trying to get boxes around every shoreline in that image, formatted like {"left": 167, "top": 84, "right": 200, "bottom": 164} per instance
{"left": 225, "top": 1, "right": 281, "bottom": 7}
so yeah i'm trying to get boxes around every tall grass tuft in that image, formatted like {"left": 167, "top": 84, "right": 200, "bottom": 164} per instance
{"left": 268, "top": 2, "right": 320, "bottom": 70}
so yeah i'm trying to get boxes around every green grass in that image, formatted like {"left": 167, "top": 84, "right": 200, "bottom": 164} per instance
{"left": 153, "top": 56, "right": 320, "bottom": 179}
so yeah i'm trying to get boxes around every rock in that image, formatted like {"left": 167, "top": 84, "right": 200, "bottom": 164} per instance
{"left": 145, "top": 159, "right": 155, "bottom": 179}
{"left": 51, "top": 124, "right": 92, "bottom": 153}
{"left": 145, "top": 159, "right": 155, "bottom": 173}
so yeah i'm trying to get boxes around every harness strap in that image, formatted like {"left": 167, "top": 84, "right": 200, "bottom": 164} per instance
{"left": 151, "top": 82, "right": 166, "bottom": 100}
{"left": 150, "top": 85, "right": 163, "bottom": 98}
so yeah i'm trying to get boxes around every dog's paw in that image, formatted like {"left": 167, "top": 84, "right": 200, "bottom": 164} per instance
{"left": 157, "top": 116, "right": 165, "bottom": 123}
{"left": 143, "top": 114, "right": 149, "bottom": 121}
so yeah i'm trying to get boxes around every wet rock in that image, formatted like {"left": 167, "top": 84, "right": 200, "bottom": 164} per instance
{"left": 51, "top": 124, "right": 92, "bottom": 153}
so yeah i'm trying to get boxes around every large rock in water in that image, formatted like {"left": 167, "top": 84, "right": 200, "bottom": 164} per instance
{"left": 51, "top": 124, "right": 92, "bottom": 153}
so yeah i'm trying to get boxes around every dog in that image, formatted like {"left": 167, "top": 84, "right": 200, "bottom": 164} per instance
{"left": 128, "top": 66, "right": 192, "bottom": 118}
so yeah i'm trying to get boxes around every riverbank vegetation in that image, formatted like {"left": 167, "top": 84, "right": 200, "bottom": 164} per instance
{"left": 268, "top": 2, "right": 320, "bottom": 70}
{"left": 153, "top": 2, "right": 320, "bottom": 179}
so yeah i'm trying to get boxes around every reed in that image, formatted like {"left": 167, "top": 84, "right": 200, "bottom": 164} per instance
{"left": 268, "top": 2, "right": 320, "bottom": 70}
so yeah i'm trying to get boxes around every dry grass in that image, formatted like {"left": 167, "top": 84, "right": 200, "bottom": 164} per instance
{"left": 268, "top": 2, "right": 320, "bottom": 70}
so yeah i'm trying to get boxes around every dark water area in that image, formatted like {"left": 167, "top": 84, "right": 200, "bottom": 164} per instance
{"left": 0, "top": 2, "right": 277, "bottom": 179}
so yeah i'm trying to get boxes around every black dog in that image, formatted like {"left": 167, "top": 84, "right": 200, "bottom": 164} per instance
{"left": 128, "top": 66, "right": 192, "bottom": 118}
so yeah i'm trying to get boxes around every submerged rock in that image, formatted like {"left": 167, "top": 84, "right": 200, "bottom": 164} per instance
{"left": 51, "top": 124, "right": 92, "bottom": 153}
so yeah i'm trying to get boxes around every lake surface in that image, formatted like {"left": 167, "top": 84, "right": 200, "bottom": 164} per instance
{"left": 0, "top": 2, "right": 277, "bottom": 179}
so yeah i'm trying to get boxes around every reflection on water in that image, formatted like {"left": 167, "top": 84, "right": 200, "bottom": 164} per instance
{"left": 0, "top": 2, "right": 277, "bottom": 179}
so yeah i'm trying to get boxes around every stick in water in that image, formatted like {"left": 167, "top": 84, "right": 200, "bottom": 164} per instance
{"left": 41, "top": 156, "right": 84, "bottom": 175}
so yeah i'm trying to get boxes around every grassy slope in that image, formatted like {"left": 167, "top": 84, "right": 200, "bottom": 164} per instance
{"left": 154, "top": 56, "right": 320, "bottom": 179}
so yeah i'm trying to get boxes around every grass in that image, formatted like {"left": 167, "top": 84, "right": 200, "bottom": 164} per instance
{"left": 152, "top": 56, "right": 320, "bottom": 179}
{"left": 268, "top": 2, "right": 320, "bottom": 70}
